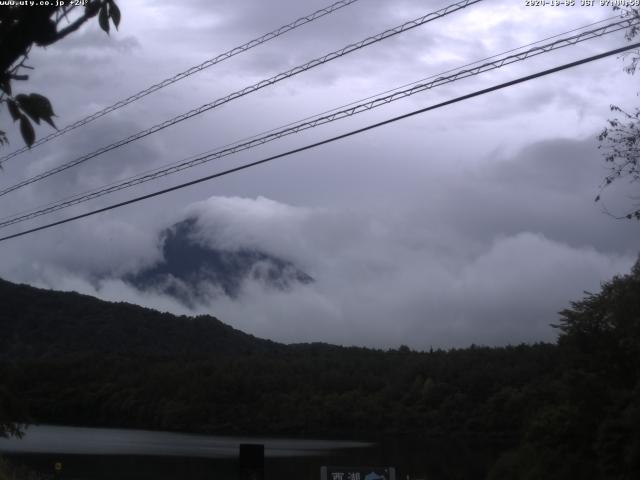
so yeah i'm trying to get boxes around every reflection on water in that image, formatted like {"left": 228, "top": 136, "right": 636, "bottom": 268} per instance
{"left": 0, "top": 425, "right": 376, "bottom": 480}
{"left": 0, "top": 425, "right": 497, "bottom": 479}
{"left": 0, "top": 425, "right": 371, "bottom": 458}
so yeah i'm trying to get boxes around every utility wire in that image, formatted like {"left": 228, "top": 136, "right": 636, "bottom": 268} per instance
{"left": 2, "top": 13, "right": 619, "bottom": 217}
{"left": 0, "top": 11, "right": 620, "bottom": 188}
{"left": 1, "top": 41, "right": 638, "bottom": 244}
{"left": 221, "top": 14, "right": 623, "bottom": 147}
{"left": 0, "top": 0, "right": 361, "bottom": 165}
{"left": 0, "top": 0, "right": 482, "bottom": 198}
{"left": 0, "top": 17, "right": 634, "bottom": 229}
{"left": 0, "top": 12, "right": 618, "bottom": 176}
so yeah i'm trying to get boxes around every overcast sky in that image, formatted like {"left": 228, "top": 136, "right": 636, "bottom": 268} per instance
{"left": 0, "top": 0, "right": 639, "bottom": 349}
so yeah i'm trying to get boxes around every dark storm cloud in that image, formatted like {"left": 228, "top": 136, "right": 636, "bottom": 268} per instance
{"left": 438, "top": 137, "right": 640, "bottom": 254}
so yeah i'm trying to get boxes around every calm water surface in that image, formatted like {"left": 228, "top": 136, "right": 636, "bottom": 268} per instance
{"left": 0, "top": 425, "right": 489, "bottom": 479}
{"left": 0, "top": 425, "right": 378, "bottom": 480}
{"left": 0, "top": 425, "right": 371, "bottom": 458}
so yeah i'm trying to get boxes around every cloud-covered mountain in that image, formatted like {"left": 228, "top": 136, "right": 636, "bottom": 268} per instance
{"left": 125, "top": 217, "right": 313, "bottom": 306}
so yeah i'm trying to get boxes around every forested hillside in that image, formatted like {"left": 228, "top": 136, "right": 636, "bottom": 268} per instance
{"left": 0, "top": 278, "right": 278, "bottom": 359}
{"left": 1, "top": 260, "right": 639, "bottom": 478}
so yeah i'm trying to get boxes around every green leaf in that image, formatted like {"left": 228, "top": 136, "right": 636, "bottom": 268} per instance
{"left": 0, "top": 76, "right": 11, "bottom": 95}
{"left": 99, "top": 4, "right": 110, "bottom": 34}
{"left": 7, "top": 100, "right": 20, "bottom": 122}
{"left": 27, "top": 93, "right": 56, "bottom": 128}
{"left": 19, "top": 116, "right": 35, "bottom": 147}
{"left": 14, "top": 93, "right": 57, "bottom": 129}
{"left": 109, "top": 1, "right": 121, "bottom": 29}
{"left": 15, "top": 94, "right": 39, "bottom": 124}
{"left": 85, "top": 1, "right": 101, "bottom": 18}
{"left": 29, "top": 93, "right": 54, "bottom": 116}
{"left": 42, "top": 116, "right": 57, "bottom": 130}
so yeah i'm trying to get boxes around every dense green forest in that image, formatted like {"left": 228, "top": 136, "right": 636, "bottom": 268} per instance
{"left": 1, "top": 260, "right": 639, "bottom": 479}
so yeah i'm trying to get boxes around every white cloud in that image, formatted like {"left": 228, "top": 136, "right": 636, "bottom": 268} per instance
{"left": 0, "top": 216, "right": 163, "bottom": 283}
{"left": 0, "top": 0, "right": 637, "bottom": 350}
{"left": 182, "top": 205, "right": 634, "bottom": 348}
{"left": 5, "top": 193, "right": 632, "bottom": 350}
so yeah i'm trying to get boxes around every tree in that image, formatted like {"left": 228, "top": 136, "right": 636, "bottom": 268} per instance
{"left": 0, "top": 0, "right": 121, "bottom": 148}
{"left": 0, "top": 0, "right": 120, "bottom": 439}
{"left": 597, "top": 7, "right": 640, "bottom": 220}
{"left": 554, "top": 257, "right": 640, "bottom": 384}
{"left": 0, "top": 382, "right": 27, "bottom": 439}
{"left": 553, "top": 258, "right": 640, "bottom": 478}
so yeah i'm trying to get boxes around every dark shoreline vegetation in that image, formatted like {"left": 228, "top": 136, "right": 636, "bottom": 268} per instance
{"left": 1, "top": 260, "right": 639, "bottom": 479}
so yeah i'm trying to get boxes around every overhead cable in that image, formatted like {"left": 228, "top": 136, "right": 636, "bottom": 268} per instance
{"left": 0, "top": 0, "right": 361, "bottom": 165}
{"left": 1, "top": 41, "right": 638, "bottom": 243}
{"left": 0, "top": 0, "right": 483, "bottom": 197}
{"left": 0, "top": 17, "right": 634, "bottom": 229}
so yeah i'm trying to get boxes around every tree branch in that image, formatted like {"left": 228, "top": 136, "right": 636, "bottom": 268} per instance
{"left": 54, "top": 10, "right": 94, "bottom": 41}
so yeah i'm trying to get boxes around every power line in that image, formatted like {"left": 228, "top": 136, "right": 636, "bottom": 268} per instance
{"left": 236, "top": 14, "right": 624, "bottom": 142}
{"left": 0, "top": 14, "right": 620, "bottom": 199}
{"left": 0, "top": 0, "right": 483, "bottom": 198}
{"left": 1, "top": 41, "right": 637, "bottom": 244}
{"left": 0, "top": 0, "right": 361, "bottom": 165}
{"left": 0, "top": 17, "right": 634, "bottom": 229}
{"left": 0, "top": 17, "right": 632, "bottom": 226}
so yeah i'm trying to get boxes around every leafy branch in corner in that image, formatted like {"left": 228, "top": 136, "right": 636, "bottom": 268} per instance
{"left": 597, "top": 105, "right": 640, "bottom": 220}
{"left": 597, "top": 6, "right": 640, "bottom": 220}
{"left": 0, "top": 0, "right": 121, "bottom": 149}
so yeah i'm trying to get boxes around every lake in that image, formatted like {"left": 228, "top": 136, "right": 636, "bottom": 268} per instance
{"left": 0, "top": 425, "right": 494, "bottom": 479}
{"left": 0, "top": 425, "right": 379, "bottom": 480}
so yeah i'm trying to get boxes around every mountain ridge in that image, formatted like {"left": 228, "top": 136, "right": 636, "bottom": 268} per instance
{"left": 0, "top": 277, "right": 280, "bottom": 360}
{"left": 125, "top": 217, "right": 314, "bottom": 305}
